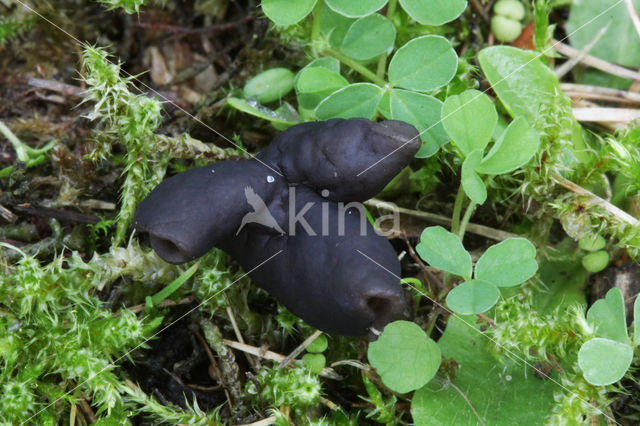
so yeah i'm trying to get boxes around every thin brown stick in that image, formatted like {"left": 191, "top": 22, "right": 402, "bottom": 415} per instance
{"left": 401, "top": 232, "right": 444, "bottom": 294}
{"left": 194, "top": 330, "right": 230, "bottom": 404}
{"left": 624, "top": 0, "right": 640, "bottom": 40}
{"left": 365, "top": 199, "right": 518, "bottom": 241}
{"left": 27, "top": 77, "right": 87, "bottom": 98}
{"left": 279, "top": 329, "right": 323, "bottom": 368}
{"left": 319, "top": 396, "right": 340, "bottom": 411}
{"left": 13, "top": 203, "right": 100, "bottom": 224}
{"left": 222, "top": 338, "right": 342, "bottom": 379}
{"left": 78, "top": 397, "right": 97, "bottom": 423}
{"left": 553, "top": 39, "right": 640, "bottom": 81}
{"left": 223, "top": 339, "right": 285, "bottom": 362}
{"left": 552, "top": 173, "right": 639, "bottom": 225}
{"left": 0, "top": 204, "right": 18, "bottom": 223}
{"left": 555, "top": 27, "right": 607, "bottom": 79}
{"left": 468, "top": 0, "right": 490, "bottom": 24}
{"left": 561, "top": 82, "right": 640, "bottom": 104}
{"left": 571, "top": 107, "right": 640, "bottom": 123}
{"left": 134, "top": 16, "right": 253, "bottom": 34}
{"left": 226, "top": 306, "right": 257, "bottom": 369}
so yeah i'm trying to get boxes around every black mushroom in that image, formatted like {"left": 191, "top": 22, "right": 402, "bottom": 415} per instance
{"left": 134, "top": 118, "right": 420, "bottom": 337}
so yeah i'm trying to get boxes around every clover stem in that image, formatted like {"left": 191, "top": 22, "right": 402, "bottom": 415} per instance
{"left": 457, "top": 201, "right": 478, "bottom": 240}
{"left": 310, "top": 0, "right": 323, "bottom": 56}
{"left": 450, "top": 185, "right": 466, "bottom": 235}
{"left": 375, "top": 0, "right": 398, "bottom": 79}
{"left": 324, "top": 47, "right": 387, "bottom": 87}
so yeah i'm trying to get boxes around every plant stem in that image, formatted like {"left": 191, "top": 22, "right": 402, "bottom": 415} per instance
{"left": 450, "top": 185, "right": 466, "bottom": 235}
{"left": 310, "top": 0, "right": 323, "bottom": 56}
{"left": 324, "top": 47, "right": 387, "bottom": 87}
{"left": 458, "top": 201, "right": 478, "bottom": 240}
{"left": 375, "top": 0, "right": 398, "bottom": 78}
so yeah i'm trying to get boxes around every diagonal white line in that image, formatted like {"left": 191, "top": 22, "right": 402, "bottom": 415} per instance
{"left": 357, "top": 0, "right": 628, "bottom": 177}
{"left": 356, "top": 249, "right": 620, "bottom": 425}
{"left": 12, "top": 0, "right": 284, "bottom": 177}
{"left": 21, "top": 250, "right": 282, "bottom": 425}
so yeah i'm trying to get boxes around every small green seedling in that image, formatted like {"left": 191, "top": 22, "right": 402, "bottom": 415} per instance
{"left": 301, "top": 353, "right": 326, "bottom": 374}
{"left": 579, "top": 234, "right": 606, "bottom": 252}
{"left": 302, "top": 333, "right": 328, "bottom": 374}
{"left": 581, "top": 251, "right": 609, "bottom": 274}
{"left": 368, "top": 321, "right": 441, "bottom": 393}
{"left": 416, "top": 226, "right": 538, "bottom": 315}
{"left": 578, "top": 288, "right": 636, "bottom": 385}
{"left": 306, "top": 333, "right": 328, "bottom": 353}
{"left": 579, "top": 235, "right": 609, "bottom": 273}
{"left": 491, "top": 0, "right": 525, "bottom": 43}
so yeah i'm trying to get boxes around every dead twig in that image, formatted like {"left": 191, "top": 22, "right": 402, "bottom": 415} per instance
{"left": 0, "top": 204, "right": 18, "bottom": 223}
{"left": 194, "top": 329, "right": 226, "bottom": 388}
{"left": 561, "top": 83, "right": 640, "bottom": 104}
{"left": 553, "top": 39, "right": 640, "bottom": 82}
{"left": 279, "top": 329, "right": 323, "bottom": 368}
{"left": 134, "top": 15, "right": 253, "bottom": 34}
{"left": 27, "top": 77, "right": 87, "bottom": 98}
{"left": 552, "top": 173, "right": 639, "bottom": 225}
{"left": 365, "top": 199, "right": 518, "bottom": 242}
{"left": 571, "top": 106, "right": 640, "bottom": 124}
{"left": 222, "top": 338, "right": 342, "bottom": 380}
{"left": 226, "top": 305, "right": 258, "bottom": 369}
{"left": 555, "top": 27, "right": 607, "bottom": 79}
{"left": 400, "top": 232, "right": 444, "bottom": 296}
{"left": 624, "top": 0, "right": 640, "bottom": 40}
{"left": 13, "top": 203, "right": 100, "bottom": 224}
{"left": 468, "top": 0, "right": 490, "bottom": 24}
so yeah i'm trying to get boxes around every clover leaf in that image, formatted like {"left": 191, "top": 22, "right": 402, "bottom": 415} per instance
{"left": 587, "top": 287, "right": 629, "bottom": 344}
{"left": 368, "top": 321, "right": 441, "bottom": 393}
{"left": 325, "top": 0, "right": 388, "bottom": 18}
{"left": 315, "top": 83, "right": 383, "bottom": 119}
{"left": 441, "top": 89, "right": 497, "bottom": 156}
{"left": 388, "top": 35, "right": 458, "bottom": 92}
{"left": 416, "top": 227, "right": 538, "bottom": 316}
{"left": 261, "top": 0, "right": 318, "bottom": 26}
{"left": 399, "top": 0, "right": 467, "bottom": 26}
{"left": 476, "top": 117, "right": 540, "bottom": 175}
{"left": 388, "top": 89, "right": 449, "bottom": 158}
{"left": 340, "top": 14, "right": 396, "bottom": 61}
{"left": 296, "top": 67, "right": 348, "bottom": 110}
{"left": 578, "top": 338, "right": 633, "bottom": 386}
{"left": 416, "top": 226, "right": 472, "bottom": 279}
{"left": 445, "top": 280, "right": 500, "bottom": 315}
{"left": 578, "top": 288, "right": 636, "bottom": 386}
{"left": 474, "top": 238, "right": 538, "bottom": 288}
